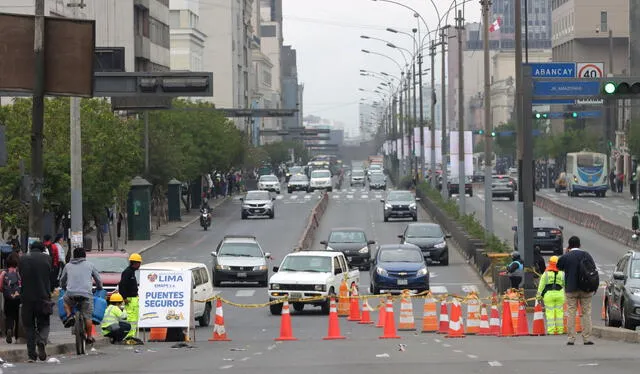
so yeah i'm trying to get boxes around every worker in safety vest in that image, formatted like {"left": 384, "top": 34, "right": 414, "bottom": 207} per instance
{"left": 536, "top": 256, "right": 565, "bottom": 334}
{"left": 101, "top": 293, "right": 131, "bottom": 343}
{"left": 506, "top": 251, "right": 524, "bottom": 289}
{"left": 119, "top": 253, "right": 142, "bottom": 340}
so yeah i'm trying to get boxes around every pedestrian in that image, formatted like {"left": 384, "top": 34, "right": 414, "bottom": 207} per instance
{"left": 609, "top": 169, "right": 616, "bottom": 191}
{"left": 631, "top": 171, "right": 638, "bottom": 200}
{"left": 536, "top": 255, "right": 565, "bottom": 335}
{"left": 119, "top": 253, "right": 142, "bottom": 341}
{"left": 100, "top": 293, "right": 131, "bottom": 344}
{"left": 53, "top": 234, "right": 66, "bottom": 274}
{"left": 556, "top": 236, "right": 598, "bottom": 345}
{"left": 0, "top": 255, "right": 22, "bottom": 343}
{"left": 506, "top": 251, "right": 524, "bottom": 289}
{"left": 616, "top": 171, "right": 624, "bottom": 193}
{"left": 18, "top": 241, "right": 52, "bottom": 362}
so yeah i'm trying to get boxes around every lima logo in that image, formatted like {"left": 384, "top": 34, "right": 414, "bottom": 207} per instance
{"left": 147, "top": 273, "right": 158, "bottom": 282}
{"left": 159, "top": 274, "right": 184, "bottom": 282}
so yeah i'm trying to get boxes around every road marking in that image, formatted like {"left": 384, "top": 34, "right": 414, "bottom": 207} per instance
{"left": 434, "top": 338, "right": 441, "bottom": 343}
{"left": 375, "top": 194, "right": 382, "bottom": 199}
{"left": 235, "top": 290, "right": 255, "bottom": 297}
{"left": 461, "top": 285, "right": 479, "bottom": 294}
{"left": 240, "top": 357, "right": 251, "bottom": 362}
{"left": 253, "top": 352, "right": 263, "bottom": 356}
{"left": 304, "top": 195, "right": 311, "bottom": 200}
{"left": 332, "top": 195, "right": 341, "bottom": 199}
{"left": 267, "top": 344, "right": 277, "bottom": 350}
{"left": 442, "top": 343, "right": 451, "bottom": 348}
{"left": 453, "top": 350, "right": 463, "bottom": 353}
{"left": 488, "top": 361, "right": 503, "bottom": 367}
{"left": 347, "top": 195, "right": 354, "bottom": 199}
{"left": 290, "top": 195, "right": 298, "bottom": 200}
{"left": 361, "top": 194, "right": 368, "bottom": 199}
{"left": 220, "top": 365, "right": 234, "bottom": 370}
{"left": 467, "top": 354, "right": 478, "bottom": 359}
{"left": 430, "top": 286, "right": 448, "bottom": 294}
{"left": 276, "top": 195, "right": 284, "bottom": 200}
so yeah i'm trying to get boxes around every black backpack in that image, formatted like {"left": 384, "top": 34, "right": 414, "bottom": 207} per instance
{"left": 3, "top": 271, "right": 20, "bottom": 299}
{"left": 577, "top": 255, "right": 599, "bottom": 292}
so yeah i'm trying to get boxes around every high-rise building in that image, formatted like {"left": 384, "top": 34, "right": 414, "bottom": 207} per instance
{"left": 169, "top": 0, "right": 206, "bottom": 72}
{"left": 259, "top": 0, "right": 284, "bottom": 133}
{"left": 492, "top": 0, "right": 552, "bottom": 49}
{"left": 281, "top": 45, "right": 300, "bottom": 132}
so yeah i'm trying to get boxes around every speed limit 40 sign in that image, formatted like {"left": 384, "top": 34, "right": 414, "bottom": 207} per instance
{"left": 577, "top": 62, "right": 604, "bottom": 78}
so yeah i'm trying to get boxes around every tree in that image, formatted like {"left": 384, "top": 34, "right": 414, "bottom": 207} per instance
{"left": 261, "top": 140, "right": 309, "bottom": 166}
{"left": 628, "top": 120, "right": 640, "bottom": 159}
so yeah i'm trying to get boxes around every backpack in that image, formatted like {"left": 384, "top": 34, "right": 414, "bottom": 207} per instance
{"left": 577, "top": 255, "right": 599, "bottom": 292}
{"left": 3, "top": 271, "right": 20, "bottom": 299}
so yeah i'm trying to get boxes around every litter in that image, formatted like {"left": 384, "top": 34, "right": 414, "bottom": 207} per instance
{"left": 223, "top": 358, "right": 234, "bottom": 361}
{"left": 134, "top": 349, "right": 143, "bottom": 354}
{"left": 90, "top": 347, "right": 97, "bottom": 352}
{"left": 230, "top": 348, "right": 247, "bottom": 352}
{"left": 398, "top": 344, "right": 406, "bottom": 352}
{"left": 47, "top": 357, "right": 61, "bottom": 364}
{"left": 375, "top": 353, "right": 390, "bottom": 358}
{"left": 170, "top": 342, "right": 194, "bottom": 349}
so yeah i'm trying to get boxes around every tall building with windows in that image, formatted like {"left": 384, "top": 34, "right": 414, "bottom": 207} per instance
{"left": 281, "top": 45, "right": 300, "bottom": 132}
{"left": 259, "top": 0, "right": 284, "bottom": 133}
{"left": 169, "top": 0, "right": 206, "bottom": 72}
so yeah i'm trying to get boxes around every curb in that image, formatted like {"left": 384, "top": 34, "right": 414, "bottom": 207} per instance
{"left": 1, "top": 338, "right": 109, "bottom": 363}
{"left": 592, "top": 326, "right": 640, "bottom": 344}
{"left": 294, "top": 192, "right": 330, "bottom": 252}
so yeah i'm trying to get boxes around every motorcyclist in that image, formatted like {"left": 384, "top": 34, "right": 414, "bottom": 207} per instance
{"left": 200, "top": 199, "right": 211, "bottom": 225}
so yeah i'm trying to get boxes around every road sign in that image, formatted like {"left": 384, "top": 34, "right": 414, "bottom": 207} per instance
{"left": 576, "top": 62, "right": 604, "bottom": 78}
{"left": 533, "top": 81, "right": 601, "bottom": 97}
{"left": 529, "top": 62, "right": 575, "bottom": 78}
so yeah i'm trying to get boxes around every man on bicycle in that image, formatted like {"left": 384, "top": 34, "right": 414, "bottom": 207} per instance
{"left": 59, "top": 247, "right": 103, "bottom": 344}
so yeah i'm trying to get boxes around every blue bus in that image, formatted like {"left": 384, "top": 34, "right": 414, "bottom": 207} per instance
{"left": 565, "top": 151, "right": 608, "bottom": 197}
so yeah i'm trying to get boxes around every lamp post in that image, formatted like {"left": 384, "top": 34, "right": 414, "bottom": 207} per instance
{"left": 481, "top": 0, "right": 494, "bottom": 235}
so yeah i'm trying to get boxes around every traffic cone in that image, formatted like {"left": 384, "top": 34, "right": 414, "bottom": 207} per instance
{"left": 500, "top": 299, "right": 514, "bottom": 337}
{"left": 323, "top": 298, "right": 346, "bottom": 340}
{"left": 465, "top": 293, "right": 480, "bottom": 335}
{"left": 445, "top": 298, "right": 465, "bottom": 338}
{"left": 531, "top": 301, "right": 546, "bottom": 336}
{"left": 375, "top": 298, "right": 386, "bottom": 328}
{"left": 148, "top": 328, "right": 167, "bottom": 342}
{"left": 90, "top": 324, "right": 98, "bottom": 337}
{"left": 601, "top": 287, "right": 606, "bottom": 320}
{"left": 398, "top": 291, "right": 416, "bottom": 331}
{"left": 421, "top": 295, "right": 438, "bottom": 333}
{"left": 437, "top": 300, "right": 449, "bottom": 334}
{"left": 575, "top": 303, "right": 583, "bottom": 333}
{"left": 347, "top": 284, "right": 361, "bottom": 322}
{"left": 489, "top": 302, "right": 501, "bottom": 336}
{"left": 477, "top": 305, "right": 491, "bottom": 336}
{"left": 337, "top": 279, "right": 350, "bottom": 317}
{"left": 379, "top": 298, "right": 400, "bottom": 339}
{"left": 509, "top": 298, "right": 519, "bottom": 332}
{"left": 274, "top": 300, "right": 297, "bottom": 341}
{"left": 209, "top": 298, "right": 231, "bottom": 341}
{"left": 514, "top": 301, "right": 530, "bottom": 336}
{"left": 359, "top": 299, "right": 374, "bottom": 325}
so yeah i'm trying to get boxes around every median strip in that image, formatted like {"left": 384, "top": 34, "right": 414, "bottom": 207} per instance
{"left": 294, "top": 192, "right": 330, "bottom": 251}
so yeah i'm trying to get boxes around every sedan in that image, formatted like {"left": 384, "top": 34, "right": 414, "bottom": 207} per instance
{"left": 448, "top": 176, "right": 473, "bottom": 197}
{"left": 241, "top": 190, "right": 276, "bottom": 219}
{"left": 399, "top": 223, "right": 451, "bottom": 265}
{"left": 382, "top": 190, "right": 420, "bottom": 222}
{"left": 287, "top": 174, "right": 310, "bottom": 193}
{"left": 258, "top": 174, "right": 281, "bottom": 194}
{"left": 369, "top": 174, "right": 387, "bottom": 190}
{"left": 604, "top": 250, "right": 640, "bottom": 330}
{"left": 513, "top": 217, "right": 563, "bottom": 255}
{"left": 211, "top": 235, "right": 271, "bottom": 287}
{"left": 370, "top": 244, "right": 429, "bottom": 294}
{"left": 87, "top": 251, "right": 130, "bottom": 296}
{"left": 320, "top": 227, "right": 375, "bottom": 270}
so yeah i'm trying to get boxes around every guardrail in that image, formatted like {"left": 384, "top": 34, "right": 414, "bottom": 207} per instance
{"left": 294, "top": 192, "right": 330, "bottom": 251}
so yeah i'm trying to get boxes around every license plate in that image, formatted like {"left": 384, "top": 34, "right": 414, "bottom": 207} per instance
{"left": 588, "top": 183, "right": 593, "bottom": 186}
{"left": 347, "top": 257, "right": 353, "bottom": 261}
{"left": 397, "top": 279, "right": 408, "bottom": 285}
{"left": 536, "top": 232, "right": 546, "bottom": 237}
{"left": 290, "top": 292, "right": 302, "bottom": 299}
{"left": 237, "top": 272, "right": 247, "bottom": 278}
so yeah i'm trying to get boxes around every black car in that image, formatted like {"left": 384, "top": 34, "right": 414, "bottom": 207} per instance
{"left": 399, "top": 223, "right": 451, "bottom": 265}
{"left": 287, "top": 174, "right": 309, "bottom": 193}
{"left": 382, "top": 190, "right": 420, "bottom": 222}
{"left": 369, "top": 174, "right": 387, "bottom": 190}
{"left": 605, "top": 250, "right": 640, "bottom": 330}
{"left": 320, "top": 227, "right": 375, "bottom": 270}
{"left": 512, "top": 217, "right": 564, "bottom": 255}
{"left": 448, "top": 176, "right": 473, "bottom": 197}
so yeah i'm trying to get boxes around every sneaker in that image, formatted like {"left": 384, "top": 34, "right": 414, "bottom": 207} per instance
{"left": 37, "top": 342, "right": 47, "bottom": 361}
{"left": 63, "top": 316, "right": 76, "bottom": 328}
{"left": 6, "top": 329, "right": 12, "bottom": 344}
{"left": 27, "top": 358, "right": 36, "bottom": 363}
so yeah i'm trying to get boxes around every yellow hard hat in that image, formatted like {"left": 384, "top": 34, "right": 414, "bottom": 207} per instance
{"left": 109, "top": 293, "right": 124, "bottom": 303}
{"left": 549, "top": 256, "right": 559, "bottom": 264}
{"left": 129, "top": 253, "right": 142, "bottom": 263}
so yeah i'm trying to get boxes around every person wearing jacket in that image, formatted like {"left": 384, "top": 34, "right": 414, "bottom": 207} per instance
{"left": 536, "top": 256, "right": 565, "bottom": 334}
{"left": 101, "top": 293, "right": 131, "bottom": 344}
{"left": 507, "top": 251, "right": 524, "bottom": 289}
{"left": 119, "top": 253, "right": 142, "bottom": 340}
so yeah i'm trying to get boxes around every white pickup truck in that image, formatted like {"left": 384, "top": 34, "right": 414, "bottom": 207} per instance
{"left": 268, "top": 251, "right": 360, "bottom": 315}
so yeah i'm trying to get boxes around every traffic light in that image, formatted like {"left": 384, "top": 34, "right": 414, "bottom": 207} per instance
{"left": 601, "top": 79, "right": 640, "bottom": 96}
{"left": 490, "top": 131, "right": 497, "bottom": 137}
{"left": 533, "top": 112, "right": 549, "bottom": 119}
{"left": 563, "top": 112, "right": 578, "bottom": 119}
{"left": 472, "top": 129, "right": 485, "bottom": 135}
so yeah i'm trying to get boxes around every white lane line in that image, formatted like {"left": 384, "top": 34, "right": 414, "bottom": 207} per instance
{"left": 442, "top": 343, "right": 451, "bottom": 348}
{"left": 290, "top": 195, "right": 298, "bottom": 200}
{"left": 235, "top": 290, "right": 255, "bottom": 297}
{"left": 240, "top": 357, "right": 251, "bottom": 362}
{"left": 467, "top": 354, "right": 478, "bottom": 359}
{"left": 267, "top": 344, "right": 277, "bottom": 350}
{"left": 361, "top": 194, "right": 368, "bottom": 199}
{"left": 347, "top": 194, "right": 354, "bottom": 199}
{"left": 488, "top": 361, "right": 503, "bottom": 367}
{"left": 430, "top": 286, "right": 448, "bottom": 294}
{"left": 332, "top": 195, "right": 341, "bottom": 199}
{"left": 434, "top": 338, "right": 441, "bottom": 343}
{"left": 276, "top": 195, "right": 284, "bottom": 200}
{"left": 304, "top": 195, "right": 311, "bottom": 199}
{"left": 220, "top": 365, "right": 234, "bottom": 370}
{"left": 453, "top": 350, "right": 463, "bottom": 353}
{"left": 253, "top": 352, "right": 263, "bottom": 356}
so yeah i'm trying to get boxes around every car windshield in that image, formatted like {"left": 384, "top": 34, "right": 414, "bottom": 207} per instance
{"left": 218, "top": 242, "right": 263, "bottom": 257}
{"left": 329, "top": 231, "right": 366, "bottom": 243}
{"left": 370, "top": 165, "right": 382, "bottom": 170}
{"left": 405, "top": 225, "right": 443, "bottom": 238}
{"left": 387, "top": 191, "right": 414, "bottom": 202}
{"left": 492, "top": 176, "right": 510, "bottom": 184}
{"left": 534, "top": 218, "right": 559, "bottom": 229}
{"left": 379, "top": 249, "right": 423, "bottom": 263}
{"left": 630, "top": 259, "right": 640, "bottom": 279}
{"left": 260, "top": 175, "right": 278, "bottom": 182}
{"left": 87, "top": 256, "right": 129, "bottom": 273}
{"left": 279, "top": 256, "right": 332, "bottom": 273}
{"left": 289, "top": 167, "right": 302, "bottom": 174}
{"left": 311, "top": 170, "right": 331, "bottom": 178}
{"left": 245, "top": 191, "right": 270, "bottom": 200}
{"left": 352, "top": 170, "right": 364, "bottom": 177}
{"left": 370, "top": 175, "right": 385, "bottom": 182}
{"left": 290, "top": 175, "right": 308, "bottom": 182}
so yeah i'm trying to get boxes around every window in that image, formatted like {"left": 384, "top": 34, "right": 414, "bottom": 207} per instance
{"left": 261, "top": 25, "right": 276, "bottom": 37}
{"left": 600, "top": 11, "right": 608, "bottom": 32}
{"left": 333, "top": 257, "right": 342, "bottom": 274}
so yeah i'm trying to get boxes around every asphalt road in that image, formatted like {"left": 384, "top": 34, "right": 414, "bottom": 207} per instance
{"left": 537, "top": 188, "right": 636, "bottom": 229}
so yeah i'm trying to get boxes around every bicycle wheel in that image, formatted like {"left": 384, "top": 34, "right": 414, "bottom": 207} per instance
{"left": 75, "top": 314, "right": 86, "bottom": 355}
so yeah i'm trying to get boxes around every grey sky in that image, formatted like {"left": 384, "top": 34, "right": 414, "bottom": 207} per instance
{"left": 283, "top": 0, "right": 482, "bottom": 134}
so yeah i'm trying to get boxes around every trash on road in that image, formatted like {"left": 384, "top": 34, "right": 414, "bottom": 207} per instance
{"left": 375, "top": 353, "right": 390, "bottom": 358}
{"left": 230, "top": 348, "right": 247, "bottom": 351}
{"left": 171, "top": 342, "right": 195, "bottom": 349}
{"left": 398, "top": 344, "right": 406, "bottom": 352}
{"left": 47, "top": 358, "right": 61, "bottom": 364}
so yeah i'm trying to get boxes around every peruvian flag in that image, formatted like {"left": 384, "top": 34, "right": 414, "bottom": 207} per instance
{"left": 489, "top": 17, "right": 501, "bottom": 32}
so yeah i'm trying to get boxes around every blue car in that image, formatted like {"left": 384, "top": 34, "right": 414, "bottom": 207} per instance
{"left": 370, "top": 244, "right": 429, "bottom": 294}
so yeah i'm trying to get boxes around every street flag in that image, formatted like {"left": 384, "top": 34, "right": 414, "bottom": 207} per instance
{"left": 489, "top": 17, "right": 501, "bottom": 32}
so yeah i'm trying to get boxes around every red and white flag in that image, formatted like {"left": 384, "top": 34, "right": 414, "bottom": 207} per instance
{"left": 489, "top": 17, "right": 501, "bottom": 32}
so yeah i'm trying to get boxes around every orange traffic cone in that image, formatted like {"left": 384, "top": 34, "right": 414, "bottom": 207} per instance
{"left": 514, "top": 301, "right": 530, "bottom": 336}
{"left": 209, "top": 298, "right": 231, "bottom": 341}
{"left": 465, "top": 293, "right": 480, "bottom": 335}
{"left": 601, "top": 287, "right": 606, "bottom": 320}
{"left": 445, "top": 298, "right": 465, "bottom": 338}
{"left": 500, "top": 299, "right": 514, "bottom": 337}
{"left": 489, "top": 301, "right": 501, "bottom": 336}
{"left": 347, "top": 284, "right": 361, "bottom": 322}
{"left": 337, "top": 279, "right": 350, "bottom": 317}
{"left": 477, "top": 305, "right": 491, "bottom": 336}
{"left": 323, "top": 298, "right": 346, "bottom": 340}
{"left": 509, "top": 298, "right": 519, "bottom": 332}
{"left": 275, "top": 300, "right": 297, "bottom": 341}
{"left": 359, "top": 299, "right": 374, "bottom": 325}
{"left": 90, "top": 324, "right": 99, "bottom": 337}
{"left": 376, "top": 298, "right": 386, "bottom": 328}
{"left": 531, "top": 301, "right": 546, "bottom": 336}
{"left": 398, "top": 291, "right": 416, "bottom": 331}
{"left": 148, "top": 328, "right": 168, "bottom": 342}
{"left": 437, "top": 300, "right": 449, "bottom": 334}
{"left": 379, "top": 298, "right": 400, "bottom": 339}
{"left": 421, "top": 295, "right": 438, "bottom": 333}
{"left": 575, "top": 303, "right": 583, "bottom": 333}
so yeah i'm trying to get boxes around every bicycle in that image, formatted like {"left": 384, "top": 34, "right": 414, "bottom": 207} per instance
{"left": 67, "top": 296, "right": 91, "bottom": 355}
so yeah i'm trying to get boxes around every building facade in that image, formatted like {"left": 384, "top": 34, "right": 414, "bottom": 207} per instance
{"left": 259, "top": 0, "right": 284, "bottom": 133}
{"left": 169, "top": 0, "right": 206, "bottom": 72}
{"left": 281, "top": 45, "right": 299, "bottom": 131}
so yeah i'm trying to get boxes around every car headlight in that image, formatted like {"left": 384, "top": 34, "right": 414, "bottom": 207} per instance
{"left": 254, "top": 265, "right": 267, "bottom": 271}
{"left": 629, "top": 287, "right": 640, "bottom": 296}
{"left": 376, "top": 267, "right": 388, "bottom": 276}
{"left": 216, "top": 265, "right": 230, "bottom": 270}
{"left": 384, "top": 203, "right": 392, "bottom": 209}
{"left": 417, "top": 267, "right": 428, "bottom": 276}
{"left": 409, "top": 203, "right": 417, "bottom": 209}
{"left": 358, "top": 246, "right": 369, "bottom": 254}
{"left": 314, "top": 284, "right": 326, "bottom": 292}
{"left": 434, "top": 241, "right": 446, "bottom": 249}
{"left": 270, "top": 283, "right": 280, "bottom": 290}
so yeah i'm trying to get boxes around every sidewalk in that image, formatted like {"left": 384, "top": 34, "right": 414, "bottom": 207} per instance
{"left": 0, "top": 332, "right": 109, "bottom": 364}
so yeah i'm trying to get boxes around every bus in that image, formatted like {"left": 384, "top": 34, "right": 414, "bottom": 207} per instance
{"left": 565, "top": 151, "right": 608, "bottom": 197}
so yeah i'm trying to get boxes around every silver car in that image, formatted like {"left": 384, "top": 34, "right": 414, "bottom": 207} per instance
{"left": 491, "top": 175, "right": 515, "bottom": 200}
{"left": 241, "top": 190, "right": 276, "bottom": 219}
{"left": 258, "top": 174, "right": 281, "bottom": 194}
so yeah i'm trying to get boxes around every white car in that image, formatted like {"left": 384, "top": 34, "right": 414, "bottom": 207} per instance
{"left": 258, "top": 174, "right": 281, "bottom": 194}
{"left": 309, "top": 169, "right": 333, "bottom": 192}
{"left": 268, "top": 251, "right": 359, "bottom": 315}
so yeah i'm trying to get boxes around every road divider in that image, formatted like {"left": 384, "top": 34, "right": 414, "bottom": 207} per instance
{"left": 535, "top": 195, "right": 640, "bottom": 249}
{"left": 293, "top": 191, "right": 330, "bottom": 251}
{"left": 592, "top": 326, "right": 640, "bottom": 344}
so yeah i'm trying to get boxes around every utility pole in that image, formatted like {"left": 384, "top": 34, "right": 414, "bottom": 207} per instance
{"left": 456, "top": 9, "right": 466, "bottom": 215}
{"left": 418, "top": 52, "right": 426, "bottom": 181}
{"left": 481, "top": 0, "right": 493, "bottom": 235}
{"left": 430, "top": 40, "right": 437, "bottom": 188}
{"left": 608, "top": 28, "right": 615, "bottom": 169}
{"left": 393, "top": 96, "right": 398, "bottom": 180}
{"left": 412, "top": 28, "right": 418, "bottom": 180}
{"left": 144, "top": 111, "right": 150, "bottom": 175}
{"left": 399, "top": 72, "right": 405, "bottom": 176}
{"left": 440, "top": 27, "right": 449, "bottom": 200}
{"left": 29, "top": 0, "right": 46, "bottom": 245}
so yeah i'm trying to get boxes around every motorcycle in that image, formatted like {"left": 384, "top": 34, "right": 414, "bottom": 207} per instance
{"left": 200, "top": 209, "right": 212, "bottom": 230}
